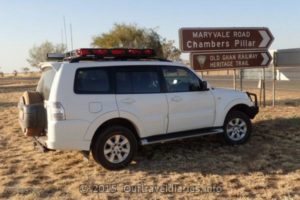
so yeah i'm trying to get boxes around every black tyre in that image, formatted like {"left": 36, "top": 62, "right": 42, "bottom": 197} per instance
{"left": 223, "top": 111, "right": 252, "bottom": 145}
{"left": 91, "top": 126, "right": 137, "bottom": 170}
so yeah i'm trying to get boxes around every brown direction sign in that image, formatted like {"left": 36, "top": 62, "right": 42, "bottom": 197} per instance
{"left": 179, "top": 27, "right": 274, "bottom": 52}
{"left": 190, "top": 51, "right": 272, "bottom": 71}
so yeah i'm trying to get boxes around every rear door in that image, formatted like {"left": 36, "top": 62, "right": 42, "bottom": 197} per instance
{"left": 115, "top": 66, "right": 168, "bottom": 138}
{"left": 162, "top": 66, "right": 215, "bottom": 133}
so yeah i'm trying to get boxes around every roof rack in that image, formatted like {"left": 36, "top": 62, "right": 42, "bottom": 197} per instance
{"left": 47, "top": 48, "right": 171, "bottom": 63}
{"left": 63, "top": 48, "right": 171, "bottom": 63}
{"left": 47, "top": 53, "right": 65, "bottom": 61}
{"left": 68, "top": 57, "right": 171, "bottom": 63}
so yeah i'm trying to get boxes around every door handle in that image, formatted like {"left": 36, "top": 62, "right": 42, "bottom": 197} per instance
{"left": 171, "top": 96, "right": 182, "bottom": 102}
{"left": 120, "top": 98, "right": 135, "bottom": 104}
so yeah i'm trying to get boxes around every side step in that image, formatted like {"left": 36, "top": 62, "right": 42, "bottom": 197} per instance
{"left": 140, "top": 128, "right": 224, "bottom": 145}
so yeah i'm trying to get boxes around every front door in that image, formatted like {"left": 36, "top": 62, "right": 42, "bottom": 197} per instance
{"left": 162, "top": 66, "right": 215, "bottom": 133}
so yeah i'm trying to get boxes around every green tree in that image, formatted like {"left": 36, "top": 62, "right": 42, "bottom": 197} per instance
{"left": 161, "top": 39, "right": 181, "bottom": 61}
{"left": 22, "top": 67, "right": 30, "bottom": 74}
{"left": 91, "top": 23, "right": 181, "bottom": 60}
{"left": 27, "top": 41, "right": 66, "bottom": 68}
{"left": 13, "top": 70, "right": 18, "bottom": 77}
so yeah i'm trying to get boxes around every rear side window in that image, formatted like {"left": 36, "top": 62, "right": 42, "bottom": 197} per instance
{"left": 36, "top": 68, "right": 56, "bottom": 100}
{"left": 116, "top": 71, "right": 161, "bottom": 94}
{"left": 74, "top": 68, "right": 111, "bottom": 94}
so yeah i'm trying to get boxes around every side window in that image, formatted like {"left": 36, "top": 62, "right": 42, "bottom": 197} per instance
{"left": 115, "top": 72, "right": 132, "bottom": 94}
{"left": 74, "top": 68, "right": 111, "bottom": 94}
{"left": 116, "top": 70, "right": 161, "bottom": 94}
{"left": 162, "top": 67, "right": 201, "bottom": 92}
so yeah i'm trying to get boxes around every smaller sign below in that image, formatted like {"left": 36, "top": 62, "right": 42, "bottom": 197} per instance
{"left": 190, "top": 51, "right": 272, "bottom": 71}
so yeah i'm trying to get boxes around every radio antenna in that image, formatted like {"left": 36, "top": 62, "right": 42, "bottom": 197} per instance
{"left": 63, "top": 16, "right": 68, "bottom": 51}
{"left": 70, "top": 23, "right": 74, "bottom": 50}
{"left": 61, "top": 28, "right": 64, "bottom": 46}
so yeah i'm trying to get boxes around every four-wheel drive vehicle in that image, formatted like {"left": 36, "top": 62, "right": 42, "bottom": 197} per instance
{"left": 18, "top": 48, "right": 258, "bottom": 170}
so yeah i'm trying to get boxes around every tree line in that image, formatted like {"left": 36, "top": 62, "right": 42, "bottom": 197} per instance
{"left": 27, "top": 24, "right": 181, "bottom": 69}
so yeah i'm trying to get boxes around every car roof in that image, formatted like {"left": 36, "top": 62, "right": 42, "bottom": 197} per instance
{"left": 41, "top": 60, "right": 188, "bottom": 71}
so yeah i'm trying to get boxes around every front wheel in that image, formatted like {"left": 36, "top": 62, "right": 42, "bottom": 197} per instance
{"left": 223, "top": 111, "right": 252, "bottom": 145}
{"left": 91, "top": 126, "right": 137, "bottom": 170}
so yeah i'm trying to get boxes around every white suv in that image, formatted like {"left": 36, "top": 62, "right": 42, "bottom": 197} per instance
{"left": 18, "top": 48, "right": 258, "bottom": 170}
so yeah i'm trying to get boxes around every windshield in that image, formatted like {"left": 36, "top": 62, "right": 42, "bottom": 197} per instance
{"left": 36, "top": 67, "right": 56, "bottom": 100}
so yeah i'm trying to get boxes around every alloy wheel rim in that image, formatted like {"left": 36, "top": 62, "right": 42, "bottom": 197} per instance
{"left": 103, "top": 134, "right": 130, "bottom": 163}
{"left": 226, "top": 118, "right": 247, "bottom": 141}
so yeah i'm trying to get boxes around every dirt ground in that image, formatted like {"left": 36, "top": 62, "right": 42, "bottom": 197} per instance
{"left": 0, "top": 77, "right": 299, "bottom": 200}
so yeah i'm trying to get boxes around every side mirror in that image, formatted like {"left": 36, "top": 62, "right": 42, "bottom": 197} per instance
{"left": 201, "top": 81, "right": 209, "bottom": 91}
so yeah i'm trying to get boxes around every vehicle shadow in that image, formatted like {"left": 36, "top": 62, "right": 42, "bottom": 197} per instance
{"left": 266, "top": 98, "right": 300, "bottom": 107}
{"left": 130, "top": 117, "right": 300, "bottom": 175}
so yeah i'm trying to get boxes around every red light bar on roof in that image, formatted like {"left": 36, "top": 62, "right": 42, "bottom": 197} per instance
{"left": 128, "top": 49, "right": 142, "bottom": 55}
{"left": 111, "top": 49, "right": 126, "bottom": 55}
{"left": 68, "top": 48, "right": 155, "bottom": 59}
{"left": 143, "top": 49, "right": 154, "bottom": 55}
{"left": 93, "top": 49, "right": 109, "bottom": 55}
{"left": 76, "top": 49, "right": 89, "bottom": 56}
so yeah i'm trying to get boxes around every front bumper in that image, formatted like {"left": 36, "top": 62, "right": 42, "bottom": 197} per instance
{"left": 247, "top": 106, "right": 259, "bottom": 119}
{"left": 246, "top": 92, "right": 259, "bottom": 119}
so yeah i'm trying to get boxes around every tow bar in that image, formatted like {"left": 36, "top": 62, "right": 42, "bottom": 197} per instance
{"left": 33, "top": 137, "right": 52, "bottom": 153}
{"left": 33, "top": 137, "right": 90, "bottom": 161}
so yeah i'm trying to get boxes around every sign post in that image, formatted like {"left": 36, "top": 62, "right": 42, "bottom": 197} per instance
{"left": 262, "top": 67, "right": 266, "bottom": 107}
{"left": 272, "top": 52, "right": 278, "bottom": 107}
{"left": 233, "top": 69, "right": 237, "bottom": 90}
{"left": 240, "top": 69, "right": 243, "bottom": 91}
{"left": 272, "top": 64, "right": 276, "bottom": 107}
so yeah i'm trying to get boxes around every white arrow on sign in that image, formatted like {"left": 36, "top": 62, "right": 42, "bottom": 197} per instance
{"left": 261, "top": 52, "right": 270, "bottom": 65}
{"left": 259, "top": 30, "right": 271, "bottom": 48}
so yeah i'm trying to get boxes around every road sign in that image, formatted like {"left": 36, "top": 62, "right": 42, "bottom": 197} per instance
{"left": 190, "top": 51, "right": 272, "bottom": 71}
{"left": 179, "top": 27, "right": 274, "bottom": 52}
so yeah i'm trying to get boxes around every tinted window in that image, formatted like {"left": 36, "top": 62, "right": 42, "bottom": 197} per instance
{"left": 116, "top": 72, "right": 132, "bottom": 93}
{"left": 116, "top": 71, "right": 160, "bottom": 94}
{"left": 74, "top": 68, "right": 110, "bottom": 94}
{"left": 36, "top": 68, "right": 56, "bottom": 100}
{"left": 163, "top": 67, "right": 200, "bottom": 92}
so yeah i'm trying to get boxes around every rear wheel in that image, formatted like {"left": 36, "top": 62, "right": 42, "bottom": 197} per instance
{"left": 91, "top": 126, "right": 137, "bottom": 170}
{"left": 223, "top": 111, "right": 252, "bottom": 145}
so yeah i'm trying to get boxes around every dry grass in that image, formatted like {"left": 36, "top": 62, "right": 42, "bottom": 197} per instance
{"left": 0, "top": 77, "right": 299, "bottom": 200}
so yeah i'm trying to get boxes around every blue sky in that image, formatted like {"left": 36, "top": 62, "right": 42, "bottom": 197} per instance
{"left": 1, "top": 0, "right": 300, "bottom": 72}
